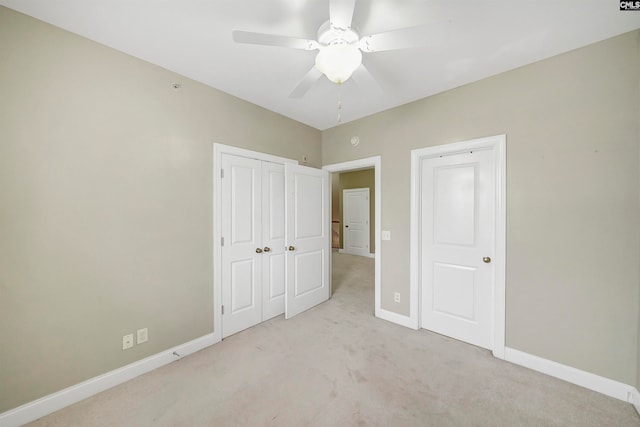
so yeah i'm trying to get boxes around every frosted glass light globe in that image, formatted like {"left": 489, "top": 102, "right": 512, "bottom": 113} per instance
{"left": 315, "top": 44, "right": 362, "bottom": 84}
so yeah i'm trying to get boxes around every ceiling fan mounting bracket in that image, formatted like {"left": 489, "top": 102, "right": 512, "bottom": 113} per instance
{"left": 317, "top": 20, "right": 359, "bottom": 46}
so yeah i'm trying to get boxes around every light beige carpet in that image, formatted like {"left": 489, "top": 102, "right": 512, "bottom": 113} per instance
{"left": 28, "top": 252, "right": 639, "bottom": 426}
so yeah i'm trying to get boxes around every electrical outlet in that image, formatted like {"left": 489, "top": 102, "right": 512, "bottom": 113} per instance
{"left": 137, "top": 328, "right": 148, "bottom": 344}
{"left": 394, "top": 292, "right": 401, "bottom": 303}
{"left": 122, "top": 334, "right": 134, "bottom": 350}
{"left": 382, "top": 230, "right": 391, "bottom": 240}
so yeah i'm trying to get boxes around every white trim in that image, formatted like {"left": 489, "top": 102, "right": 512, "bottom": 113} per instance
{"left": 410, "top": 135, "right": 507, "bottom": 357}
{"left": 213, "top": 143, "right": 299, "bottom": 165}
{"left": 0, "top": 334, "right": 218, "bottom": 427}
{"left": 213, "top": 143, "right": 297, "bottom": 341}
{"left": 492, "top": 136, "right": 507, "bottom": 359}
{"left": 376, "top": 308, "right": 417, "bottom": 329}
{"left": 632, "top": 387, "right": 640, "bottom": 415}
{"left": 504, "top": 347, "right": 638, "bottom": 405}
{"left": 323, "top": 156, "right": 381, "bottom": 321}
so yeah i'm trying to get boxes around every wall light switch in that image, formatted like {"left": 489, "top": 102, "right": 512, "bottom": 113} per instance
{"left": 382, "top": 230, "right": 391, "bottom": 240}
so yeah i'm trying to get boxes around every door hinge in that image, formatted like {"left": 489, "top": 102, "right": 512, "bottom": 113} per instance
{"left": 221, "top": 237, "right": 224, "bottom": 246}
{"left": 221, "top": 169, "right": 224, "bottom": 179}
{"left": 221, "top": 305, "right": 225, "bottom": 315}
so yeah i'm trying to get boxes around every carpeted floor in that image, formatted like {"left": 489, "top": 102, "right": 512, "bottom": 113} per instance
{"left": 28, "top": 252, "right": 640, "bottom": 426}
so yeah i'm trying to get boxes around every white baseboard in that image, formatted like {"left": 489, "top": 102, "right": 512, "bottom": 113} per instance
{"left": 504, "top": 347, "right": 637, "bottom": 405}
{"left": 631, "top": 387, "right": 640, "bottom": 416}
{"left": 0, "top": 333, "right": 219, "bottom": 427}
{"left": 375, "top": 307, "right": 418, "bottom": 330}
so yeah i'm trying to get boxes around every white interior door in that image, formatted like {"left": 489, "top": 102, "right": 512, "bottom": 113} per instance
{"left": 285, "top": 163, "right": 330, "bottom": 319}
{"left": 261, "top": 162, "right": 286, "bottom": 320}
{"left": 221, "top": 154, "right": 263, "bottom": 338}
{"left": 420, "top": 148, "right": 495, "bottom": 350}
{"left": 343, "top": 188, "right": 370, "bottom": 257}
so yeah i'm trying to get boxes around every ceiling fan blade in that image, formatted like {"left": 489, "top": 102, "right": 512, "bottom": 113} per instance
{"left": 359, "top": 25, "right": 439, "bottom": 52}
{"left": 232, "top": 30, "right": 319, "bottom": 50}
{"left": 350, "top": 63, "right": 382, "bottom": 95}
{"left": 329, "top": 0, "right": 356, "bottom": 30}
{"left": 289, "top": 67, "right": 323, "bottom": 98}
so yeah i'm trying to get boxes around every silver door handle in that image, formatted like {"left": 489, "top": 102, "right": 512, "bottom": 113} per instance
{"left": 263, "top": 247, "right": 271, "bottom": 252}
{"left": 256, "top": 248, "right": 263, "bottom": 254}
{"left": 483, "top": 256, "right": 491, "bottom": 263}
{"left": 288, "top": 246, "right": 295, "bottom": 251}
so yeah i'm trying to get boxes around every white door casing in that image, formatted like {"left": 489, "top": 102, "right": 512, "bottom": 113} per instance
{"left": 261, "top": 162, "right": 286, "bottom": 321}
{"left": 323, "top": 157, "right": 384, "bottom": 325}
{"left": 343, "top": 188, "right": 370, "bottom": 257}
{"left": 409, "top": 135, "right": 506, "bottom": 358}
{"left": 285, "top": 163, "right": 330, "bottom": 319}
{"left": 221, "top": 154, "right": 263, "bottom": 338}
{"left": 420, "top": 149, "right": 494, "bottom": 349}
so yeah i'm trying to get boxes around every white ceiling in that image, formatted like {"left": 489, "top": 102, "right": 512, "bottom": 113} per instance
{"left": 2, "top": 1, "right": 639, "bottom": 130}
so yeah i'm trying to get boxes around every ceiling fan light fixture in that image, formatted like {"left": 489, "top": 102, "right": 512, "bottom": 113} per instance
{"left": 315, "top": 43, "right": 362, "bottom": 84}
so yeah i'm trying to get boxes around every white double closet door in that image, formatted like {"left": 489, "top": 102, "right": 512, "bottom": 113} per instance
{"left": 221, "top": 153, "right": 330, "bottom": 338}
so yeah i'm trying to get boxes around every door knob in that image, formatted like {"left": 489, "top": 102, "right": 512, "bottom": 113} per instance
{"left": 263, "top": 247, "right": 271, "bottom": 252}
{"left": 345, "top": 225, "right": 349, "bottom": 228}
{"left": 483, "top": 256, "right": 491, "bottom": 263}
{"left": 255, "top": 248, "right": 263, "bottom": 254}
{"left": 288, "top": 246, "right": 295, "bottom": 251}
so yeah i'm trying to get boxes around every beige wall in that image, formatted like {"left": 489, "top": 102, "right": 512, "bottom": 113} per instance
{"left": 323, "top": 31, "right": 640, "bottom": 386}
{"left": 0, "top": 7, "right": 321, "bottom": 412}
{"left": 337, "top": 169, "right": 375, "bottom": 252}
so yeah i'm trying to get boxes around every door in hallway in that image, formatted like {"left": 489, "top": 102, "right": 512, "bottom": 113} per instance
{"left": 343, "top": 188, "right": 370, "bottom": 257}
{"left": 420, "top": 148, "right": 495, "bottom": 350}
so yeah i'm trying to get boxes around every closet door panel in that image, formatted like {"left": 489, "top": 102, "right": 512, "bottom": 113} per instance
{"left": 221, "top": 154, "right": 263, "bottom": 338}
{"left": 262, "top": 162, "right": 286, "bottom": 320}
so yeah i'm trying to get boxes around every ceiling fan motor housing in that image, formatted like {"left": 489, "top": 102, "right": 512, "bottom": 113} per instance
{"left": 318, "top": 20, "right": 360, "bottom": 46}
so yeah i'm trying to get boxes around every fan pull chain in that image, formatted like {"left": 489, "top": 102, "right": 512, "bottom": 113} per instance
{"left": 337, "top": 83, "right": 343, "bottom": 123}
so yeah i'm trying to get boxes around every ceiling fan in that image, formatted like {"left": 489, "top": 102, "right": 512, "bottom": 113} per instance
{"left": 232, "top": 0, "right": 433, "bottom": 98}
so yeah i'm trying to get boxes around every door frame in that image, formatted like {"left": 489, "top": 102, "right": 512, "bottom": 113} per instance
{"left": 213, "top": 143, "right": 297, "bottom": 342}
{"left": 323, "top": 156, "right": 381, "bottom": 319}
{"left": 409, "top": 135, "right": 506, "bottom": 359}
{"left": 342, "top": 187, "right": 371, "bottom": 257}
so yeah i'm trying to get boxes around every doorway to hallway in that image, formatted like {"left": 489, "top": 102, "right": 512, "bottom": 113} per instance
{"left": 323, "top": 157, "right": 381, "bottom": 317}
